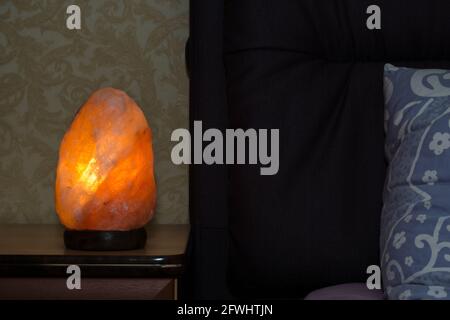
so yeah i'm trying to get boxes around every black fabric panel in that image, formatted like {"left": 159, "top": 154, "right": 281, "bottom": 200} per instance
{"left": 224, "top": 0, "right": 450, "bottom": 298}
{"left": 225, "top": 54, "right": 386, "bottom": 298}
{"left": 225, "top": 0, "right": 450, "bottom": 62}
{"left": 185, "top": 0, "right": 233, "bottom": 299}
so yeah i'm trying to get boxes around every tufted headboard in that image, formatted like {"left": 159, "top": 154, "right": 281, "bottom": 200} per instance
{"left": 187, "top": 0, "right": 450, "bottom": 299}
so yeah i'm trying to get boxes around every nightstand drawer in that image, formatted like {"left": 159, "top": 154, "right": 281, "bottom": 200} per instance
{"left": 0, "top": 277, "right": 176, "bottom": 300}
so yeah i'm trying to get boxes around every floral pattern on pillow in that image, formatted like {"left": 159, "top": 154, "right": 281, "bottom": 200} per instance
{"left": 382, "top": 64, "right": 450, "bottom": 300}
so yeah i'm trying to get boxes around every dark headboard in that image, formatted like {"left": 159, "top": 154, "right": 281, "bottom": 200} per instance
{"left": 187, "top": 0, "right": 450, "bottom": 299}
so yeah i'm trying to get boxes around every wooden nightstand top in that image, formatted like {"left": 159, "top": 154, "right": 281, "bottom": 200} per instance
{"left": 0, "top": 224, "right": 190, "bottom": 278}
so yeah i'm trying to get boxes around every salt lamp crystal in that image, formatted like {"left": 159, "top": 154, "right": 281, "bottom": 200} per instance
{"left": 55, "top": 88, "right": 156, "bottom": 231}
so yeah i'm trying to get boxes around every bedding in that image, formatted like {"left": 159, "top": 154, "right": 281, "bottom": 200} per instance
{"left": 382, "top": 64, "right": 450, "bottom": 300}
{"left": 189, "top": 0, "right": 450, "bottom": 298}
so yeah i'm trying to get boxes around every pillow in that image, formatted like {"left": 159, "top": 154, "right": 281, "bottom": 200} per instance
{"left": 382, "top": 63, "right": 450, "bottom": 300}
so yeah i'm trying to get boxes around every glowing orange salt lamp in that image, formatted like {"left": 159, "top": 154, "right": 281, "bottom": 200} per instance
{"left": 55, "top": 88, "right": 156, "bottom": 250}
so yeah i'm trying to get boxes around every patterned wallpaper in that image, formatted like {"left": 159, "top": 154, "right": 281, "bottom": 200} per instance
{"left": 0, "top": 1, "right": 189, "bottom": 224}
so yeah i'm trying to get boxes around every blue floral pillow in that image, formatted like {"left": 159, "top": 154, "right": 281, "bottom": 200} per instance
{"left": 382, "top": 64, "right": 450, "bottom": 300}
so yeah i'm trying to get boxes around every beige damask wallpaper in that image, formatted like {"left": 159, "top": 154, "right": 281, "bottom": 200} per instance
{"left": 0, "top": 1, "right": 189, "bottom": 224}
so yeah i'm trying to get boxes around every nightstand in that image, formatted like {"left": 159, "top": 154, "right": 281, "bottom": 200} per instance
{"left": 0, "top": 224, "right": 189, "bottom": 300}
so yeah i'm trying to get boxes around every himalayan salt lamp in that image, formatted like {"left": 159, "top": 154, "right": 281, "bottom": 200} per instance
{"left": 55, "top": 88, "right": 156, "bottom": 250}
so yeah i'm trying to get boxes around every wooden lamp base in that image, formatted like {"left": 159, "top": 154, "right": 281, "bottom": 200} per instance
{"left": 64, "top": 228, "right": 147, "bottom": 251}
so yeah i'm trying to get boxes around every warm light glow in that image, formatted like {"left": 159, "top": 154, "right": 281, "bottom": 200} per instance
{"left": 77, "top": 158, "right": 103, "bottom": 193}
{"left": 55, "top": 88, "right": 156, "bottom": 231}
